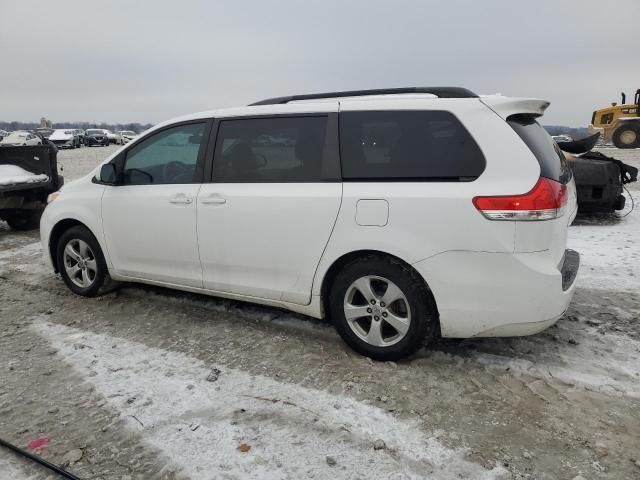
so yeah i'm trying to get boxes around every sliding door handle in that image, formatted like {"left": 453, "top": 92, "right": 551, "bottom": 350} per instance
{"left": 201, "top": 196, "right": 227, "bottom": 205}
{"left": 169, "top": 194, "right": 193, "bottom": 205}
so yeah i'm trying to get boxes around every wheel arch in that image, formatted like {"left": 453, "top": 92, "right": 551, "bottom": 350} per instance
{"left": 319, "top": 249, "right": 440, "bottom": 330}
{"left": 49, "top": 218, "right": 97, "bottom": 273}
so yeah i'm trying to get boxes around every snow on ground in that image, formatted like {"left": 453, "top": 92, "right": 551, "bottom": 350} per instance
{"left": 32, "top": 320, "right": 507, "bottom": 480}
{"left": 568, "top": 191, "right": 640, "bottom": 291}
{"left": 0, "top": 241, "right": 44, "bottom": 271}
{"left": 0, "top": 456, "right": 44, "bottom": 480}
{"left": 467, "top": 322, "right": 640, "bottom": 398}
{"left": 0, "top": 164, "right": 48, "bottom": 186}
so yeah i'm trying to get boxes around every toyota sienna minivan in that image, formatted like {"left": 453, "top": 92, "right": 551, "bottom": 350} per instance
{"left": 41, "top": 87, "right": 580, "bottom": 360}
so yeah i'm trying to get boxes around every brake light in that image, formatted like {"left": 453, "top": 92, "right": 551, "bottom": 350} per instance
{"left": 473, "top": 177, "right": 567, "bottom": 221}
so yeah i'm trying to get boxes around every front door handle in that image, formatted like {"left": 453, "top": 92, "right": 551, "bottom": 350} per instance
{"left": 169, "top": 193, "right": 193, "bottom": 205}
{"left": 201, "top": 195, "right": 227, "bottom": 205}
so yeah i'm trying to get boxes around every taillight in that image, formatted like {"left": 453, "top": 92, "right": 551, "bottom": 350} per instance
{"left": 473, "top": 177, "right": 567, "bottom": 221}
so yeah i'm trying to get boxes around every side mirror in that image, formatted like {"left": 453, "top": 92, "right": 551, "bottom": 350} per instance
{"left": 98, "top": 163, "right": 117, "bottom": 185}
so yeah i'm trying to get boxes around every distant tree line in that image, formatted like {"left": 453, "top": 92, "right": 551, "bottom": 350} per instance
{"left": 544, "top": 125, "right": 590, "bottom": 140}
{"left": 1, "top": 120, "right": 589, "bottom": 140}
{"left": 0, "top": 120, "right": 154, "bottom": 133}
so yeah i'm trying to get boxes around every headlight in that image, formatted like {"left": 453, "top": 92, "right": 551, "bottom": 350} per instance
{"left": 47, "top": 191, "right": 61, "bottom": 204}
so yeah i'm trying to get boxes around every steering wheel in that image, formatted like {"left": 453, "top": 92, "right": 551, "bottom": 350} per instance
{"left": 162, "top": 161, "right": 191, "bottom": 183}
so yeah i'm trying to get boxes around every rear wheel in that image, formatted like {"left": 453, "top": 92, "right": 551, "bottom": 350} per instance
{"left": 328, "top": 255, "right": 437, "bottom": 360}
{"left": 56, "top": 226, "right": 109, "bottom": 297}
{"left": 612, "top": 123, "right": 640, "bottom": 149}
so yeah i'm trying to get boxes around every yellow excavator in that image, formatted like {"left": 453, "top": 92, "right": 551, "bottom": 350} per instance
{"left": 588, "top": 89, "right": 640, "bottom": 148}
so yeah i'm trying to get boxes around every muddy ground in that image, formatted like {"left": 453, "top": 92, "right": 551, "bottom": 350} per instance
{"left": 0, "top": 146, "right": 639, "bottom": 480}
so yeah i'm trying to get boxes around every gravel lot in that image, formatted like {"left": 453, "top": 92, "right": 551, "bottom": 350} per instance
{"left": 1, "top": 145, "right": 639, "bottom": 480}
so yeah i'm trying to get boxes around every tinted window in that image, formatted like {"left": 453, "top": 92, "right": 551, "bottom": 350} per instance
{"left": 213, "top": 116, "right": 328, "bottom": 182}
{"left": 123, "top": 123, "right": 205, "bottom": 185}
{"left": 340, "top": 110, "right": 485, "bottom": 180}
{"left": 508, "top": 115, "right": 571, "bottom": 184}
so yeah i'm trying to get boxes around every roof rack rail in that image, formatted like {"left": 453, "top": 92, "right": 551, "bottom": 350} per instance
{"left": 249, "top": 87, "right": 478, "bottom": 106}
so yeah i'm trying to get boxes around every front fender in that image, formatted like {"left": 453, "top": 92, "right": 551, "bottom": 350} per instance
{"left": 40, "top": 179, "right": 109, "bottom": 270}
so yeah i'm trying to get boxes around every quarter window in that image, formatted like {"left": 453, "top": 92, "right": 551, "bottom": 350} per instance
{"left": 508, "top": 115, "right": 571, "bottom": 184}
{"left": 213, "top": 116, "right": 328, "bottom": 182}
{"left": 339, "top": 110, "right": 485, "bottom": 180}
{"left": 122, "top": 123, "right": 205, "bottom": 185}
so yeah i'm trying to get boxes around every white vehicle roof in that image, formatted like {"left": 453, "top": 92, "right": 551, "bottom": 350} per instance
{"left": 152, "top": 87, "right": 549, "bottom": 130}
{"left": 116, "top": 88, "right": 552, "bottom": 155}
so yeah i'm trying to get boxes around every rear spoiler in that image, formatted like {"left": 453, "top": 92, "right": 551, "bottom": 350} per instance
{"left": 479, "top": 95, "right": 550, "bottom": 120}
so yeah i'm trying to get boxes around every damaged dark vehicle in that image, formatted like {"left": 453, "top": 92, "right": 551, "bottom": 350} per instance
{"left": 558, "top": 134, "right": 638, "bottom": 213}
{"left": 0, "top": 143, "right": 63, "bottom": 230}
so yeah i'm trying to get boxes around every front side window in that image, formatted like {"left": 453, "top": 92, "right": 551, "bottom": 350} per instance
{"left": 122, "top": 123, "right": 205, "bottom": 185}
{"left": 213, "top": 116, "right": 328, "bottom": 182}
{"left": 340, "top": 110, "right": 485, "bottom": 180}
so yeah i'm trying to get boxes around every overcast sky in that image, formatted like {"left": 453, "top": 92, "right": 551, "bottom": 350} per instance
{"left": 1, "top": 0, "right": 638, "bottom": 126}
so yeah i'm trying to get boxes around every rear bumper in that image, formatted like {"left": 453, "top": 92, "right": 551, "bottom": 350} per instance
{"left": 413, "top": 248, "right": 580, "bottom": 338}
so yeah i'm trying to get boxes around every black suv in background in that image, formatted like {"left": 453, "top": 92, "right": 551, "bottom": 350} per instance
{"left": 85, "top": 129, "right": 110, "bottom": 147}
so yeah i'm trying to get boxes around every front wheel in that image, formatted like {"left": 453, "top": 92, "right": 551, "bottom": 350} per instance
{"left": 612, "top": 123, "right": 640, "bottom": 149}
{"left": 56, "top": 226, "right": 109, "bottom": 297}
{"left": 328, "top": 255, "right": 438, "bottom": 360}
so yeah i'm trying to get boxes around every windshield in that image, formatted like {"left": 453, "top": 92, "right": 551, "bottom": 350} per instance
{"left": 87, "top": 130, "right": 102, "bottom": 135}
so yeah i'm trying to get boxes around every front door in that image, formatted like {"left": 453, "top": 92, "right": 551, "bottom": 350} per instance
{"left": 102, "top": 122, "right": 209, "bottom": 287}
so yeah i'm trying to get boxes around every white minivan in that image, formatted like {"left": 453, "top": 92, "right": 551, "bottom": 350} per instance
{"left": 41, "top": 87, "right": 579, "bottom": 360}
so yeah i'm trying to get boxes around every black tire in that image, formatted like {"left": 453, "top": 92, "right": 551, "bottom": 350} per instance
{"left": 612, "top": 123, "right": 640, "bottom": 149}
{"left": 328, "top": 255, "right": 437, "bottom": 361}
{"left": 5, "top": 210, "right": 42, "bottom": 231}
{"left": 56, "top": 226, "right": 109, "bottom": 297}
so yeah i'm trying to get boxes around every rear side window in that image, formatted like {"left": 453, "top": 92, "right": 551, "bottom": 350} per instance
{"left": 213, "top": 116, "right": 328, "bottom": 182}
{"left": 339, "top": 110, "right": 485, "bottom": 180}
{"left": 507, "top": 115, "right": 571, "bottom": 184}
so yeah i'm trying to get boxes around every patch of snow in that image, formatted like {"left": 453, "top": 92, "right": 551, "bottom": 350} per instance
{"left": 474, "top": 334, "right": 640, "bottom": 397}
{"left": 32, "top": 320, "right": 507, "bottom": 480}
{"left": 0, "top": 164, "right": 49, "bottom": 186}
{"left": 0, "top": 242, "right": 42, "bottom": 269}
{"left": 0, "top": 455, "right": 43, "bottom": 480}
{"left": 568, "top": 192, "right": 640, "bottom": 291}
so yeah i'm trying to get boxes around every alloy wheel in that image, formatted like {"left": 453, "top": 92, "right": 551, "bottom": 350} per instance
{"left": 343, "top": 275, "right": 411, "bottom": 347}
{"left": 63, "top": 239, "right": 98, "bottom": 288}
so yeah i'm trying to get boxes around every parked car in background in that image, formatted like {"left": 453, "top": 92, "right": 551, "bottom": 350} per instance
{"left": 41, "top": 87, "right": 580, "bottom": 360}
{"left": 0, "top": 131, "right": 43, "bottom": 146}
{"left": 36, "top": 128, "right": 55, "bottom": 140}
{"left": 49, "top": 129, "right": 80, "bottom": 149}
{"left": 74, "top": 129, "right": 86, "bottom": 145}
{"left": 118, "top": 130, "right": 138, "bottom": 144}
{"left": 85, "top": 129, "right": 110, "bottom": 147}
{"left": 0, "top": 130, "right": 8, "bottom": 141}
{"left": 104, "top": 130, "right": 124, "bottom": 145}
